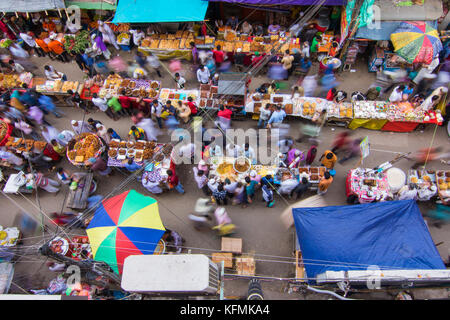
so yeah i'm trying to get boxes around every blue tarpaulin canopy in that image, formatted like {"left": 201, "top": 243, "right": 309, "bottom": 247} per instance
{"left": 293, "top": 200, "right": 445, "bottom": 283}
{"left": 112, "top": 0, "right": 209, "bottom": 24}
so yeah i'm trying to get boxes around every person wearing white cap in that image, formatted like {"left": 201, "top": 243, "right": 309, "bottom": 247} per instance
{"left": 95, "top": 124, "right": 109, "bottom": 143}
{"left": 98, "top": 20, "right": 119, "bottom": 50}
{"left": 249, "top": 170, "right": 261, "bottom": 183}
{"left": 71, "top": 120, "right": 91, "bottom": 135}
{"left": 56, "top": 130, "right": 75, "bottom": 147}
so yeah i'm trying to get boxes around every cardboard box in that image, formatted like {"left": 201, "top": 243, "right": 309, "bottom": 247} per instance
{"left": 221, "top": 237, "right": 242, "bottom": 254}
{"left": 212, "top": 252, "right": 233, "bottom": 268}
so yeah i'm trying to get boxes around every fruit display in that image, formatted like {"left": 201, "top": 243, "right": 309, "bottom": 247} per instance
{"left": 67, "top": 133, "right": 103, "bottom": 165}
{"left": 0, "top": 74, "right": 22, "bottom": 89}
{"left": 64, "top": 30, "right": 90, "bottom": 54}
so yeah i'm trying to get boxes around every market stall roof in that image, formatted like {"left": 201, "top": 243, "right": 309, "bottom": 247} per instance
{"left": 112, "top": 0, "right": 209, "bottom": 24}
{"left": 208, "top": 0, "right": 345, "bottom": 5}
{"left": 65, "top": 0, "right": 116, "bottom": 10}
{"left": 355, "top": 20, "right": 438, "bottom": 41}
{"left": 373, "top": 0, "right": 443, "bottom": 21}
{"left": 0, "top": 0, "right": 65, "bottom": 12}
{"left": 293, "top": 200, "right": 445, "bottom": 283}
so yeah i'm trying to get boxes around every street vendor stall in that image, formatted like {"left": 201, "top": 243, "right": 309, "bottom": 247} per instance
{"left": 4, "top": 136, "right": 47, "bottom": 156}
{"left": 346, "top": 168, "right": 390, "bottom": 204}
{"left": 159, "top": 88, "right": 199, "bottom": 106}
{"left": 107, "top": 140, "right": 173, "bottom": 168}
{"left": 215, "top": 73, "right": 248, "bottom": 111}
{"left": 98, "top": 74, "right": 160, "bottom": 101}
{"left": 139, "top": 31, "right": 195, "bottom": 61}
{"left": 208, "top": 156, "right": 325, "bottom": 190}
{"left": 435, "top": 170, "right": 450, "bottom": 206}
{"left": 35, "top": 80, "right": 83, "bottom": 104}
{"left": 0, "top": 73, "right": 32, "bottom": 90}
{"left": 66, "top": 133, "right": 105, "bottom": 167}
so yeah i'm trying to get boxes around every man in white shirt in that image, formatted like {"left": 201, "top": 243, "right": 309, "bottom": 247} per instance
{"left": 44, "top": 65, "right": 64, "bottom": 80}
{"left": 71, "top": 120, "right": 91, "bottom": 135}
{"left": 174, "top": 73, "right": 186, "bottom": 89}
{"left": 226, "top": 143, "right": 242, "bottom": 158}
{"left": 258, "top": 103, "right": 272, "bottom": 128}
{"left": 177, "top": 142, "right": 196, "bottom": 163}
{"left": 9, "top": 60, "right": 24, "bottom": 73}
{"left": 278, "top": 138, "right": 294, "bottom": 155}
{"left": 197, "top": 65, "right": 210, "bottom": 84}
{"left": 91, "top": 93, "right": 108, "bottom": 112}
{"left": 224, "top": 179, "right": 238, "bottom": 194}
{"left": 130, "top": 29, "right": 145, "bottom": 47}
{"left": 151, "top": 99, "right": 164, "bottom": 128}
{"left": 147, "top": 53, "right": 162, "bottom": 77}
{"left": 278, "top": 178, "right": 299, "bottom": 196}
{"left": 241, "top": 143, "right": 256, "bottom": 164}
{"left": 389, "top": 85, "right": 405, "bottom": 103}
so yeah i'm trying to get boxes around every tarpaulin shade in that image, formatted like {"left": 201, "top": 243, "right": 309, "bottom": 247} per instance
{"left": 293, "top": 200, "right": 445, "bottom": 283}
{"left": 355, "top": 20, "right": 438, "bottom": 41}
{"left": 0, "top": 0, "right": 65, "bottom": 12}
{"left": 209, "top": 0, "right": 345, "bottom": 5}
{"left": 112, "top": 0, "right": 209, "bottom": 23}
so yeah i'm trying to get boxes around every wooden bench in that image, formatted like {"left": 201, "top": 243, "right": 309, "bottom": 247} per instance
{"left": 66, "top": 173, "right": 93, "bottom": 210}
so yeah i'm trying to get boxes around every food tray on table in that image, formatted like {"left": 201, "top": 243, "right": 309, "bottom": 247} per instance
{"left": 49, "top": 237, "right": 69, "bottom": 256}
{"left": 353, "top": 101, "right": 388, "bottom": 119}
{"left": 296, "top": 97, "right": 329, "bottom": 119}
{"left": 327, "top": 102, "right": 353, "bottom": 119}
{"left": 435, "top": 171, "right": 450, "bottom": 200}
{"left": 408, "top": 169, "right": 437, "bottom": 186}
{"left": 107, "top": 141, "right": 164, "bottom": 167}
{"left": 67, "top": 133, "right": 104, "bottom": 166}
{"left": 159, "top": 88, "right": 198, "bottom": 104}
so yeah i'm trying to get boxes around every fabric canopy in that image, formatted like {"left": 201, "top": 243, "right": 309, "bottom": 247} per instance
{"left": 112, "top": 0, "right": 209, "bottom": 24}
{"left": 355, "top": 20, "right": 438, "bottom": 40}
{"left": 0, "top": 0, "right": 65, "bottom": 12}
{"left": 293, "top": 200, "right": 445, "bottom": 283}
{"left": 209, "top": 0, "right": 345, "bottom": 5}
{"left": 65, "top": 0, "right": 117, "bottom": 10}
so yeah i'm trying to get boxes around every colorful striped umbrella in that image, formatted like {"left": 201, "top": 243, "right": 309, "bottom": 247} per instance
{"left": 86, "top": 190, "right": 166, "bottom": 274}
{"left": 390, "top": 21, "right": 442, "bottom": 65}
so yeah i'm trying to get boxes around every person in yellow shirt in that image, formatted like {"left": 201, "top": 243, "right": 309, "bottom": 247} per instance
{"left": 128, "top": 126, "right": 146, "bottom": 141}
{"left": 317, "top": 171, "right": 333, "bottom": 195}
{"left": 320, "top": 150, "right": 337, "bottom": 169}
{"left": 51, "top": 139, "right": 66, "bottom": 157}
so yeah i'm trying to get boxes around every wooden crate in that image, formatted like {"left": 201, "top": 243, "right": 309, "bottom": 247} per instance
{"left": 235, "top": 256, "right": 255, "bottom": 276}
{"left": 221, "top": 237, "right": 242, "bottom": 254}
{"left": 295, "top": 251, "right": 305, "bottom": 281}
{"left": 212, "top": 252, "right": 233, "bottom": 268}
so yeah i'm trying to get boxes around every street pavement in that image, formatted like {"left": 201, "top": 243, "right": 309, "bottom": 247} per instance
{"left": 3, "top": 51, "right": 450, "bottom": 299}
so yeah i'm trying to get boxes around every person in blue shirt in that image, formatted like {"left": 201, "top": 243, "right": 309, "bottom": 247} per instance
{"left": 38, "top": 95, "right": 63, "bottom": 118}
{"left": 299, "top": 57, "right": 312, "bottom": 74}
{"left": 19, "top": 86, "right": 38, "bottom": 107}
{"left": 267, "top": 105, "right": 286, "bottom": 125}
{"left": 403, "top": 83, "right": 414, "bottom": 97}
{"left": 106, "top": 128, "right": 121, "bottom": 140}
{"left": 123, "top": 158, "right": 141, "bottom": 173}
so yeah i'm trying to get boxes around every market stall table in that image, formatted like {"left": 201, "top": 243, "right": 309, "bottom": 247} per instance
{"left": 317, "top": 33, "right": 334, "bottom": 53}
{"left": 435, "top": 170, "right": 450, "bottom": 206}
{"left": 107, "top": 140, "right": 170, "bottom": 167}
{"left": 35, "top": 80, "right": 83, "bottom": 105}
{"left": 67, "top": 133, "right": 105, "bottom": 167}
{"left": 66, "top": 172, "right": 96, "bottom": 210}
{"left": 346, "top": 168, "right": 390, "bottom": 204}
